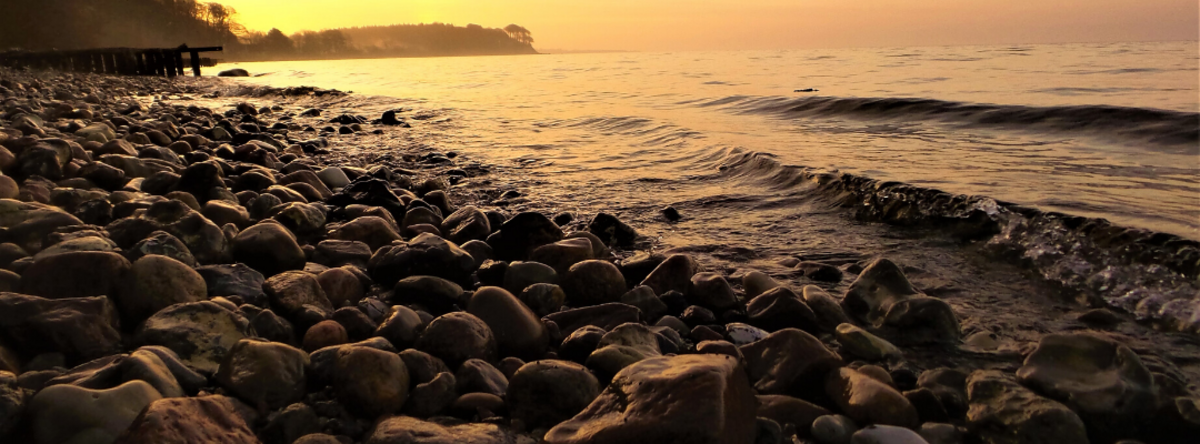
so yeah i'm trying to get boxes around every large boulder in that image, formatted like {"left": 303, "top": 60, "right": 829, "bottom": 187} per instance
{"left": 376, "top": 305, "right": 424, "bottom": 349}
{"left": 29, "top": 380, "right": 162, "bottom": 444}
{"left": 486, "top": 211, "right": 564, "bottom": 261}
{"left": 545, "top": 354, "right": 757, "bottom": 444}
{"left": 544, "top": 303, "right": 641, "bottom": 336}
{"left": 231, "top": 223, "right": 306, "bottom": 276}
{"left": 587, "top": 213, "right": 638, "bottom": 248}
{"left": 128, "top": 231, "right": 196, "bottom": 266}
{"left": 825, "top": 367, "right": 919, "bottom": 428}
{"left": 440, "top": 205, "right": 492, "bottom": 245}
{"left": 530, "top": 237, "right": 595, "bottom": 276}
{"left": 19, "top": 251, "right": 130, "bottom": 299}
{"left": 0, "top": 292, "right": 122, "bottom": 365}
{"left": 746, "top": 287, "right": 818, "bottom": 333}
{"left": 502, "top": 261, "right": 557, "bottom": 296}
{"left": 329, "top": 216, "right": 402, "bottom": 251}
{"left": 639, "top": 254, "right": 699, "bottom": 296}
{"left": 369, "top": 233, "right": 476, "bottom": 286}
{"left": 0, "top": 199, "right": 83, "bottom": 252}
{"left": 393, "top": 275, "right": 465, "bottom": 314}
{"left": 842, "top": 258, "right": 959, "bottom": 344}
{"left": 688, "top": 272, "right": 739, "bottom": 310}
{"left": 313, "top": 239, "right": 372, "bottom": 269}
{"left": 1016, "top": 333, "right": 1157, "bottom": 440}
{"left": 215, "top": 339, "right": 309, "bottom": 409}
{"left": 740, "top": 328, "right": 843, "bottom": 401}
{"left": 416, "top": 312, "right": 497, "bottom": 368}
{"left": 561, "top": 260, "right": 628, "bottom": 307}
{"left": 264, "top": 271, "right": 334, "bottom": 314}
{"left": 137, "top": 301, "right": 252, "bottom": 374}
{"left": 334, "top": 346, "right": 410, "bottom": 417}
{"left": 163, "top": 210, "right": 230, "bottom": 265}
{"left": 966, "top": 370, "right": 1088, "bottom": 444}
{"left": 196, "top": 264, "right": 267, "bottom": 306}
{"left": 466, "top": 286, "right": 548, "bottom": 360}
{"left": 120, "top": 349, "right": 186, "bottom": 398}
{"left": 508, "top": 360, "right": 601, "bottom": 429}
{"left": 835, "top": 323, "right": 903, "bottom": 362}
{"left": 365, "top": 415, "right": 520, "bottom": 444}
{"left": 117, "top": 255, "right": 207, "bottom": 324}
{"left": 116, "top": 395, "right": 258, "bottom": 444}
{"left": 586, "top": 323, "right": 662, "bottom": 376}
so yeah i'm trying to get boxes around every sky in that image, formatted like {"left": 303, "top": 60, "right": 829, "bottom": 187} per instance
{"left": 214, "top": 0, "right": 1199, "bottom": 51}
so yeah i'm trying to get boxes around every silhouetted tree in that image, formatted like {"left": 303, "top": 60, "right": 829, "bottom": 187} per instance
{"left": 261, "top": 28, "right": 293, "bottom": 54}
{"left": 504, "top": 24, "right": 534, "bottom": 44}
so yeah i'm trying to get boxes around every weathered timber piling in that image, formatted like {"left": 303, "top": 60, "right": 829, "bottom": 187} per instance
{"left": 0, "top": 45, "right": 222, "bottom": 77}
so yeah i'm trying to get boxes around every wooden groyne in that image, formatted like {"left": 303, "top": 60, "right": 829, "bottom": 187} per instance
{"left": 0, "top": 45, "right": 223, "bottom": 77}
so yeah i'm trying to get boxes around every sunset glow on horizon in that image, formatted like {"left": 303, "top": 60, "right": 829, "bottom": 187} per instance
{"left": 213, "top": 0, "right": 1198, "bottom": 51}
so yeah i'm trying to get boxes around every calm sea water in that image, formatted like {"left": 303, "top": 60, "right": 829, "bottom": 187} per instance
{"left": 212, "top": 41, "right": 1200, "bottom": 331}
{"left": 222, "top": 41, "right": 1200, "bottom": 239}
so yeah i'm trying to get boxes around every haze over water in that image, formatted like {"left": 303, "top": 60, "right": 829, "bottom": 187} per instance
{"left": 223, "top": 40, "right": 1200, "bottom": 239}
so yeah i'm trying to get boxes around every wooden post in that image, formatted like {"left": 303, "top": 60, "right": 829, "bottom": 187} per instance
{"left": 164, "top": 50, "right": 176, "bottom": 77}
{"left": 189, "top": 50, "right": 202, "bottom": 77}
{"left": 151, "top": 51, "right": 162, "bottom": 76}
{"left": 126, "top": 51, "right": 137, "bottom": 75}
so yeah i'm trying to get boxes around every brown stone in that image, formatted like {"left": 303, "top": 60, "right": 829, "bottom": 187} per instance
{"left": 334, "top": 346, "right": 410, "bottom": 417}
{"left": 0, "top": 292, "right": 121, "bottom": 364}
{"left": 545, "top": 354, "right": 757, "bottom": 444}
{"left": 265, "top": 271, "right": 333, "bottom": 314}
{"left": 116, "top": 395, "right": 259, "bottom": 444}
{"left": 740, "top": 328, "right": 843, "bottom": 400}
{"left": 19, "top": 251, "right": 130, "bottom": 299}
{"left": 366, "top": 415, "right": 519, "bottom": 444}
{"left": 304, "top": 320, "right": 349, "bottom": 352}
{"left": 825, "top": 367, "right": 919, "bottom": 428}
{"left": 466, "top": 286, "right": 548, "bottom": 360}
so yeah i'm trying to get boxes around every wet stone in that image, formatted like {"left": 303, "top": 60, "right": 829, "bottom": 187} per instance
{"left": 416, "top": 312, "right": 497, "bottom": 368}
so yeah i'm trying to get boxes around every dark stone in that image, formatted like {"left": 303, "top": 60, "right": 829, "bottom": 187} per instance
{"left": 740, "top": 328, "right": 843, "bottom": 401}
{"left": 197, "top": 264, "right": 267, "bottom": 307}
{"left": 746, "top": 287, "right": 818, "bottom": 333}
{"left": 796, "top": 262, "right": 843, "bottom": 283}
{"left": 545, "top": 354, "right": 756, "bottom": 444}
{"left": 455, "top": 358, "right": 508, "bottom": 397}
{"left": 508, "top": 359, "right": 601, "bottom": 429}
{"left": 544, "top": 303, "right": 641, "bottom": 336}
{"left": 0, "top": 293, "right": 121, "bottom": 365}
{"left": 368, "top": 233, "right": 476, "bottom": 287}
{"left": 587, "top": 213, "right": 638, "bottom": 247}
{"left": 485, "top": 212, "right": 564, "bottom": 261}
{"left": 416, "top": 312, "right": 497, "bottom": 368}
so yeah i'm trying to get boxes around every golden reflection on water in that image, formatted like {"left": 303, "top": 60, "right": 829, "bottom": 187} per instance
{"left": 223, "top": 41, "right": 1200, "bottom": 238}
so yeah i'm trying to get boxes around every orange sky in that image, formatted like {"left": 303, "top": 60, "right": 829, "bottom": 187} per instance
{"left": 213, "top": 0, "right": 1199, "bottom": 51}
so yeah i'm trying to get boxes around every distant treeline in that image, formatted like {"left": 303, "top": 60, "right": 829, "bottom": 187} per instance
{"left": 0, "top": 0, "right": 537, "bottom": 60}
{"left": 238, "top": 23, "right": 538, "bottom": 61}
{"left": 0, "top": 0, "right": 241, "bottom": 51}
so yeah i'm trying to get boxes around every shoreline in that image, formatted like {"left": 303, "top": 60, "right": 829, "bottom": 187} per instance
{"left": 0, "top": 68, "right": 1197, "bottom": 443}
{"left": 218, "top": 50, "right": 543, "bottom": 65}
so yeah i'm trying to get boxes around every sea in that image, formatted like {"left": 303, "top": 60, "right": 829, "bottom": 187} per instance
{"left": 216, "top": 41, "right": 1200, "bottom": 333}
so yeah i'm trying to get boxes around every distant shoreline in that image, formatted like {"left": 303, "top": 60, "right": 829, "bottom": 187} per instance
{"left": 221, "top": 49, "right": 541, "bottom": 65}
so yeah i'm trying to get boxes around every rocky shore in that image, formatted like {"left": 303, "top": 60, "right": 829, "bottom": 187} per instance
{"left": 0, "top": 68, "right": 1196, "bottom": 444}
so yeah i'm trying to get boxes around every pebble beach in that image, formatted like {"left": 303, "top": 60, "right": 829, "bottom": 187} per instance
{"left": 0, "top": 68, "right": 1196, "bottom": 444}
